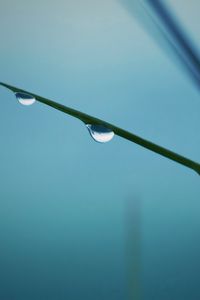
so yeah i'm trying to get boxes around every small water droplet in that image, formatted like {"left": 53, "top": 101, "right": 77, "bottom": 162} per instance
{"left": 15, "top": 92, "right": 36, "bottom": 106}
{"left": 86, "top": 124, "right": 114, "bottom": 143}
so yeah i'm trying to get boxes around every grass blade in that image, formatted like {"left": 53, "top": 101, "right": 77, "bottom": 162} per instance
{"left": 1, "top": 82, "right": 200, "bottom": 175}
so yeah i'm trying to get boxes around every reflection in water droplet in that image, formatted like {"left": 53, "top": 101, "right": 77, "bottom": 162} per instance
{"left": 15, "top": 92, "right": 36, "bottom": 106}
{"left": 86, "top": 124, "right": 114, "bottom": 143}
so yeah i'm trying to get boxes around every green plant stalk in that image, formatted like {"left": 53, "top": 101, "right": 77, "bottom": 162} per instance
{"left": 1, "top": 82, "right": 200, "bottom": 175}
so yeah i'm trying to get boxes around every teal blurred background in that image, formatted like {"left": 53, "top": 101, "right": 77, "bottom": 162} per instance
{"left": 0, "top": 0, "right": 200, "bottom": 299}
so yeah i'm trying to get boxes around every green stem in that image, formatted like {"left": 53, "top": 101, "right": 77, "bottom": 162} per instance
{"left": 1, "top": 82, "right": 200, "bottom": 175}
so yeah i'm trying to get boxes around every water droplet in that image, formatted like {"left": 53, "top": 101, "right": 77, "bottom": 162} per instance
{"left": 15, "top": 92, "right": 36, "bottom": 106}
{"left": 86, "top": 124, "right": 114, "bottom": 143}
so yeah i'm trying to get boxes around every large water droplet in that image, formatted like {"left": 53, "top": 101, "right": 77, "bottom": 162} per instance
{"left": 15, "top": 92, "right": 36, "bottom": 106}
{"left": 86, "top": 124, "right": 114, "bottom": 143}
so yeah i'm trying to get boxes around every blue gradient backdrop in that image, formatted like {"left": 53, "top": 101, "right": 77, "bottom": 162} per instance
{"left": 0, "top": 0, "right": 200, "bottom": 299}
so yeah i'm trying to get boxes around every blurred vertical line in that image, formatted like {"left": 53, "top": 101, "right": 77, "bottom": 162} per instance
{"left": 125, "top": 197, "right": 142, "bottom": 300}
